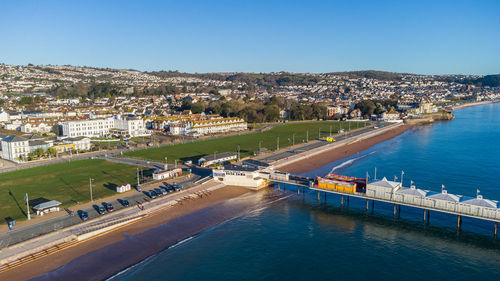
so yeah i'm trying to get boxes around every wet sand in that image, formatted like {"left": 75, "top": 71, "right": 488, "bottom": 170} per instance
{"left": 279, "top": 124, "right": 413, "bottom": 174}
{"left": 0, "top": 186, "right": 250, "bottom": 281}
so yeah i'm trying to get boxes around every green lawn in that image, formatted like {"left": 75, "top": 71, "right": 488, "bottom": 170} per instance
{"left": 124, "top": 121, "right": 367, "bottom": 163}
{"left": 0, "top": 159, "right": 141, "bottom": 222}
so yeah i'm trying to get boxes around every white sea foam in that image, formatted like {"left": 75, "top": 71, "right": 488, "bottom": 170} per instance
{"left": 328, "top": 151, "right": 376, "bottom": 174}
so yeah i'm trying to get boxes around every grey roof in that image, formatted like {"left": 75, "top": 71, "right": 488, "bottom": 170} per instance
{"left": 397, "top": 187, "right": 428, "bottom": 197}
{"left": 201, "top": 152, "right": 237, "bottom": 162}
{"left": 426, "top": 191, "right": 461, "bottom": 202}
{"left": 222, "top": 164, "right": 259, "bottom": 172}
{"left": 29, "top": 140, "right": 48, "bottom": 146}
{"left": 2, "top": 135, "right": 27, "bottom": 143}
{"left": 369, "top": 177, "right": 401, "bottom": 189}
{"left": 461, "top": 196, "right": 499, "bottom": 208}
{"left": 0, "top": 133, "right": 8, "bottom": 139}
{"left": 33, "top": 200, "right": 62, "bottom": 210}
{"left": 242, "top": 159, "right": 270, "bottom": 168}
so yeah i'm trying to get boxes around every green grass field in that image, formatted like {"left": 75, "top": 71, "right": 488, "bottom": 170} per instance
{"left": 0, "top": 159, "right": 141, "bottom": 222}
{"left": 124, "top": 121, "right": 367, "bottom": 163}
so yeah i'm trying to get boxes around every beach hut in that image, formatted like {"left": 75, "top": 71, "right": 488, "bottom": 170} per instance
{"left": 33, "top": 200, "right": 62, "bottom": 216}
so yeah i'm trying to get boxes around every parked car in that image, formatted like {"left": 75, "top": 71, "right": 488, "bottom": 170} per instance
{"left": 173, "top": 183, "right": 181, "bottom": 192}
{"left": 148, "top": 190, "right": 157, "bottom": 199}
{"left": 97, "top": 206, "right": 106, "bottom": 215}
{"left": 166, "top": 184, "right": 174, "bottom": 192}
{"left": 159, "top": 187, "right": 168, "bottom": 195}
{"left": 79, "top": 211, "right": 89, "bottom": 221}
{"left": 154, "top": 188, "right": 163, "bottom": 196}
{"left": 120, "top": 199, "right": 130, "bottom": 207}
{"left": 104, "top": 203, "right": 114, "bottom": 212}
{"left": 184, "top": 160, "right": 192, "bottom": 165}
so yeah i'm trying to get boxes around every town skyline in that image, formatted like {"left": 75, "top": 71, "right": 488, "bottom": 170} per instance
{"left": 2, "top": 0, "right": 500, "bottom": 75}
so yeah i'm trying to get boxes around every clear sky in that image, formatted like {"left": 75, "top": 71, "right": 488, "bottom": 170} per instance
{"left": 1, "top": 0, "right": 499, "bottom": 75}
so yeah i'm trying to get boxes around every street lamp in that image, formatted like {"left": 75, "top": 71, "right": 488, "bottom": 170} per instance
{"left": 292, "top": 133, "right": 295, "bottom": 146}
{"left": 276, "top": 137, "right": 279, "bottom": 151}
{"left": 165, "top": 156, "right": 168, "bottom": 170}
{"left": 89, "top": 178, "right": 94, "bottom": 201}
{"left": 24, "top": 193, "right": 31, "bottom": 220}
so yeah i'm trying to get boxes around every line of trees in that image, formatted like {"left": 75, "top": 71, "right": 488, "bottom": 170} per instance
{"left": 180, "top": 96, "right": 328, "bottom": 123}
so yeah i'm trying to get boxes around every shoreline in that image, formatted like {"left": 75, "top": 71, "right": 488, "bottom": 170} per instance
{"left": 0, "top": 186, "right": 251, "bottom": 281}
{"left": 277, "top": 124, "right": 413, "bottom": 174}
{"left": 450, "top": 100, "right": 497, "bottom": 111}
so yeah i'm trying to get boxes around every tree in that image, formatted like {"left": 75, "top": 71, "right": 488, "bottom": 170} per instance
{"left": 191, "top": 102, "right": 206, "bottom": 114}
{"left": 19, "top": 96, "right": 33, "bottom": 105}
{"left": 51, "top": 124, "right": 60, "bottom": 135}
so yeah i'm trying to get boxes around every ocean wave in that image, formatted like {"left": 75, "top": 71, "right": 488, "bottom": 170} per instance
{"left": 328, "top": 151, "right": 376, "bottom": 174}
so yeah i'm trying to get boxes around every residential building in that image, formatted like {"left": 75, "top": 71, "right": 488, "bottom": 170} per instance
{"left": 61, "top": 118, "right": 115, "bottom": 138}
{"left": 61, "top": 116, "right": 148, "bottom": 138}
{"left": 63, "top": 136, "right": 91, "bottom": 151}
{"left": 1, "top": 135, "right": 29, "bottom": 161}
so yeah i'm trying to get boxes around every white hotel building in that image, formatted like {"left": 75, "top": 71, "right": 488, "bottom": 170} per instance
{"left": 61, "top": 116, "right": 148, "bottom": 138}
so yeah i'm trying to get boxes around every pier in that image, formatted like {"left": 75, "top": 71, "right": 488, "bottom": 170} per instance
{"left": 269, "top": 173, "right": 500, "bottom": 236}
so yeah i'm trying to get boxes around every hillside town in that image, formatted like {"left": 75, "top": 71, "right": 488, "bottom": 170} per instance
{"left": 0, "top": 63, "right": 499, "bottom": 163}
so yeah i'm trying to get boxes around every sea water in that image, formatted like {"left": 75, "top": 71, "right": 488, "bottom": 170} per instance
{"left": 114, "top": 103, "right": 500, "bottom": 281}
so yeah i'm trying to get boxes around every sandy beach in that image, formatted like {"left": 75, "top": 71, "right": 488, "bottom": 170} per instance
{"left": 0, "top": 186, "right": 250, "bottom": 281}
{"left": 278, "top": 124, "right": 413, "bottom": 174}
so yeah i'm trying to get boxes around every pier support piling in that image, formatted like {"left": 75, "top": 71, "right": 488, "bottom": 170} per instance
{"left": 494, "top": 222, "right": 497, "bottom": 238}
{"left": 324, "top": 192, "right": 327, "bottom": 202}
{"left": 457, "top": 215, "right": 462, "bottom": 231}
{"left": 317, "top": 190, "right": 320, "bottom": 201}
{"left": 394, "top": 204, "right": 397, "bottom": 217}
{"left": 424, "top": 209, "right": 430, "bottom": 223}
{"left": 366, "top": 200, "right": 369, "bottom": 211}
{"left": 341, "top": 195, "right": 344, "bottom": 206}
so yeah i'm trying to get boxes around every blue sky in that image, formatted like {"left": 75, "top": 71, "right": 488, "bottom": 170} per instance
{"left": 1, "top": 0, "right": 499, "bottom": 74}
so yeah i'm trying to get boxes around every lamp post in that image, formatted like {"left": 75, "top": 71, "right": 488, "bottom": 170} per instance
{"left": 292, "top": 133, "right": 295, "bottom": 146}
{"left": 165, "top": 156, "right": 168, "bottom": 169}
{"left": 306, "top": 130, "right": 309, "bottom": 142}
{"left": 25, "top": 193, "right": 31, "bottom": 220}
{"left": 276, "top": 137, "right": 279, "bottom": 151}
{"left": 89, "top": 178, "right": 94, "bottom": 201}
{"left": 330, "top": 125, "right": 332, "bottom": 137}
{"left": 237, "top": 145, "right": 240, "bottom": 162}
